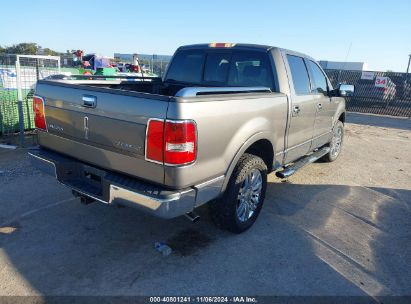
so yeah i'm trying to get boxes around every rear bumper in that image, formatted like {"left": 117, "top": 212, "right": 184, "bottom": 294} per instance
{"left": 29, "top": 148, "right": 224, "bottom": 219}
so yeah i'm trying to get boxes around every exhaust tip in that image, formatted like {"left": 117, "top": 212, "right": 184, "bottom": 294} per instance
{"left": 185, "top": 212, "right": 200, "bottom": 223}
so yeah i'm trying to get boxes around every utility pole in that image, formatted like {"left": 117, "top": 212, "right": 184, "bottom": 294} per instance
{"left": 406, "top": 54, "right": 411, "bottom": 84}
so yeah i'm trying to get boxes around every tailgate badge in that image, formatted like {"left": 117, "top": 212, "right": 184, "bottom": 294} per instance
{"left": 114, "top": 141, "right": 142, "bottom": 153}
{"left": 48, "top": 123, "right": 64, "bottom": 132}
{"left": 84, "top": 116, "right": 89, "bottom": 139}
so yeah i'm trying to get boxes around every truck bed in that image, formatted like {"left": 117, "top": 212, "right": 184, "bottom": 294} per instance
{"left": 46, "top": 75, "right": 194, "bottom": 97}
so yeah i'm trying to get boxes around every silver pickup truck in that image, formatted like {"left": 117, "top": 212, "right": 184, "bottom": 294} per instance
{"left": 30, "top": 43, "right": 353, "bottom": 233}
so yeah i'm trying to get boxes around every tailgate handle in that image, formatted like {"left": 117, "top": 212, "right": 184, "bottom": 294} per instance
{"left": 82, "top": 95, "right": 97, "bottom": 108}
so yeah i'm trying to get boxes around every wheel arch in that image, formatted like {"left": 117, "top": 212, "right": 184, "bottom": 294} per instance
{"left": 221, "top": 133, "right": 274, "bottom": 193}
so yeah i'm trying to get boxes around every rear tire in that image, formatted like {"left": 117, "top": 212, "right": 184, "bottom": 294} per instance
{"left": 322, "top": 120, "right": 344, "bottom": 162}
{"left": 209, "top": 153, "right": 267, "bottom": 233}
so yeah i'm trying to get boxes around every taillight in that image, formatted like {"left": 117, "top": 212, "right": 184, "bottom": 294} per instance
{"left": 145, "top": 119, "right": 197, "bottom": 166}
{"left": 164, "top": 120, "right": 197, "bottom": 165}
{"left": 33, "top": 96, "right": 47, "bottom": 131}
{"left": 145, "top": 119, "right": 164, "bottom": 163}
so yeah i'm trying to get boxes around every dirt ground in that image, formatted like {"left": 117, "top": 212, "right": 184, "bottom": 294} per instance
{"left": 0, "top": 113, "right": 410, "bottom": 297}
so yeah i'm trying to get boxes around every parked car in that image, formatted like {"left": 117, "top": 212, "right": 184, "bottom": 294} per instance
{"left": 30, "top": 43, "right": 350, "bottom": 233}
{"left": 353, "top": 78, "right": 396, "bottom": 107}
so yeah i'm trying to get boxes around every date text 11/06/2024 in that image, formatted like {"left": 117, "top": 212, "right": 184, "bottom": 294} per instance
{"left": 149, "top": 296, "right": 258, "bottom": 303}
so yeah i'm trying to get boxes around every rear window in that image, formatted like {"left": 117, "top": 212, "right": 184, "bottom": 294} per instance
{"left": 166, "top": 50, "right": 205, "bottom": 84}
{"left": 165, "top": 49, "right": 275, "bottom": 90}
{"left": 227, "top": 52, "right": 273, "bottom": 88}
{"left": 203, "top": 53, "right": 231, "bottom": 83}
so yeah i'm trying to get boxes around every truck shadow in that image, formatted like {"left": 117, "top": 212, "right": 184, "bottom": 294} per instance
{"left": 0, "top": 180, "right": 410, "bottom": 296}
{"left": 263, "top": 181, "right": 411, "bottom": 296}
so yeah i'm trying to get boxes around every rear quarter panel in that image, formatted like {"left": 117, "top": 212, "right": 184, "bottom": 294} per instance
{"left": 165, "top": 93, "right": 288, "bottom": 188}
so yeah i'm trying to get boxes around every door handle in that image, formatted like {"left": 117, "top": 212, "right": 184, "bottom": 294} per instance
{"left": 292, "top": 105, "right": 301, "bottom": 114}
{"left": 317, "top": 103, "right": 323, "bottom": 110}
{"left": 82, "top": 95, "right": 97, "bottom": 108}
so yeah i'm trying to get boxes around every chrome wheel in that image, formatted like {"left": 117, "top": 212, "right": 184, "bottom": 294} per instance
{"left": 236, "top": 168, "right": 263, "bottom": 222}
{"left": 330, "top": 125, "right": 343, "bottom": 157}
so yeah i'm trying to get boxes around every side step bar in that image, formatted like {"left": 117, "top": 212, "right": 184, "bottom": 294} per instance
{"left": 276, "top": 147, "right": 330, "bottom": 179}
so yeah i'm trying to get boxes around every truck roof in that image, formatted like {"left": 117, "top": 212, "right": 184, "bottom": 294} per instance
{"left": 178, "top": 43, "right": 275, "bottom": 52}
{"left": 178, "top": 43, "right": 313, "bottom": 61}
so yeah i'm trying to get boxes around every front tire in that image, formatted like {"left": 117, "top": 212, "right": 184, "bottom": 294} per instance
{"left": 209, "top": 153, "right": 267, "bottom": 233}
{"left": 322, "top": 120, "right": 344, "bottom": 162}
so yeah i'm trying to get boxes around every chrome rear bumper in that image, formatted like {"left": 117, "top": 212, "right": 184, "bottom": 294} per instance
{"left": 29, "top": 148, "right": 224, "bottom": 219}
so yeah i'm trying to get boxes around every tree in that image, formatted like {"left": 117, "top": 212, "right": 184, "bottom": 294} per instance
{"left": 42, "top": 48, "right": 59, "bottom": 56}
{"left": 1, "top": 43, "right": 62, "bottom": 55}
{"left": 5, "top": 43, "right": 39, "bottom": 54}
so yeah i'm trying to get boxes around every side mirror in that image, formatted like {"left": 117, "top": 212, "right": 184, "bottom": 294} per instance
{"left": 338, "top": 84, "right": 355, "bottom": 97}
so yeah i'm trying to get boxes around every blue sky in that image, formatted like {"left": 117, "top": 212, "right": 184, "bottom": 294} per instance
{"left": 1, "top": 0, "right": 411, "bottom": 72}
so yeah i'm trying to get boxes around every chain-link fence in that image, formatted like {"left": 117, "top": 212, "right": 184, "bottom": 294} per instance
{"left": 151, "top": 57, "right": 171, "bottom": 77}
{"left": 126, "top": 54, "right": 170, "bottom": 77}
{"left": 325, "top": 69, "right": 411, "bottom": 117}
{"left": 0, "top": 54, "right": 60, "bottom": 143}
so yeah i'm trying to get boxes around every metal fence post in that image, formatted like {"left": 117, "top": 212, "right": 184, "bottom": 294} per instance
{"left": 406, "top": 54, "right": 411, "bottom": 84}
{"left": 15, "top": 57, "right": 25, "bottom": 147}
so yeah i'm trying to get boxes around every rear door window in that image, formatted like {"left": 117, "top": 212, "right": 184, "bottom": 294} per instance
{"left": 287, "top": 55, "right": 311, "bottom": 95}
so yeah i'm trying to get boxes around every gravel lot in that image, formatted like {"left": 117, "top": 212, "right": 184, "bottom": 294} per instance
{"left": 0, "top": 113, "right": 410, "bottom": 297}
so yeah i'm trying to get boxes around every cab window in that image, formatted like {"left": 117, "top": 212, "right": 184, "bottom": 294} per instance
{"left": 203, "top": 53, "right": 231, "bottom": 83}
{"left": 166, "top": 50, "right": 205, "bottom": 84}
{"left": 287, "top": 55, "right": 311, "bottom": 95}
{"left": 307, "top": 60, "right": 328, "bottom": 94}
{"left": 227, "top": 52, "right": 274, "bottom": 89}
{"left": 166, "top": 49, "right": 275, "bottom": 90}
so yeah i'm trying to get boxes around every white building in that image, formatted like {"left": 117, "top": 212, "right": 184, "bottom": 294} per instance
{"left": 319, "top": 60, "right": 368, "bottom": 71}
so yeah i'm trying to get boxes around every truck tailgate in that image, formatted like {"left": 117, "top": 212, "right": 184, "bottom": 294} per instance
{"left": 35, "top": 80, "right": 169, "bottom": 185}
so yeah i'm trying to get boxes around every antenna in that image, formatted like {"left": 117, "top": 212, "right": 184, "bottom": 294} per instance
{"left": 341, "top": 42, "right": 352, "bottom": 71}
{"left": 337, "top": 42, "right": 352, "bottom": 84}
